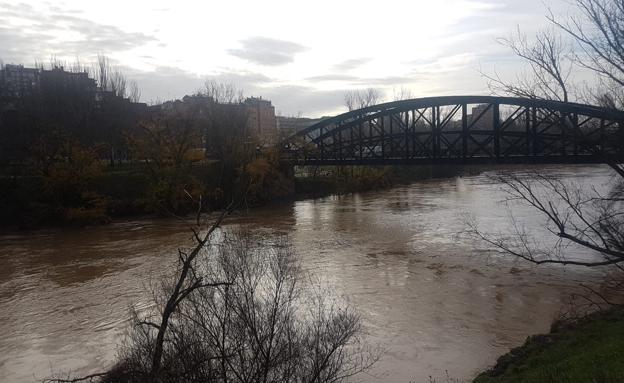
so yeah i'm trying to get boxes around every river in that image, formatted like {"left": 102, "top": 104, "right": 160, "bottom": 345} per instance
{"left": 0, "top": 164, "right": 617, "bottom": 382}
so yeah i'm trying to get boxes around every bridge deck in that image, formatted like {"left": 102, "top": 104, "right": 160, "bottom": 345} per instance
{"left": 288, "top": 155, "right": 623, "bottom": 166}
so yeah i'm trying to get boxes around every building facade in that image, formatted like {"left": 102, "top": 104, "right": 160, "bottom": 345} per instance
{"left": 0, "top": 64, "right": 39, "bottom": 97}
{"left": 39, "top": 67, "right": 97, "bottom": 94}
{"left": 244, "top": 97, "right": 277, "bottom": 143}
{"left": 0, "top": 64, "right": 99, "bottom": 98}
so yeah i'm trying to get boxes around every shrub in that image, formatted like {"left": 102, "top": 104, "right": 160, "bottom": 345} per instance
{"left": 105, "top": 231, "right": 377, "bottom": 383}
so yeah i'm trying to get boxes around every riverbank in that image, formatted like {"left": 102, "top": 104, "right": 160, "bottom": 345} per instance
{"left": 0, "top": 162, "right": 479, "bottom": 230}
{"left": 0, "top": 160, "right": 278, "bottom": 229}
{"left": 294, "top": 164, "right": 484, "bottom": 199}
{"left": 474, "top": 306, "right": 624, "bottom": 383}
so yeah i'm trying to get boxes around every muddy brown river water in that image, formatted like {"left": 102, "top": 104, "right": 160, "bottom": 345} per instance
{"left": 0, "top": 164, "right": 617, "bottom": 382}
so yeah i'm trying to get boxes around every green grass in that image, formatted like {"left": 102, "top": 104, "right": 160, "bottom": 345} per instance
{"left": 474, "top": 307, "right": 624, "bottom": 383}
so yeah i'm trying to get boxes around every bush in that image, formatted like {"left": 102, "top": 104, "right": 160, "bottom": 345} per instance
{"left": 245, "top": 150, "right": 295, "bottom": 205}
{"left": 103, "top": 231, "right": 377, "bottom": 383}
{"left": 64, "top": 192, "right": 111, "bottom": 225}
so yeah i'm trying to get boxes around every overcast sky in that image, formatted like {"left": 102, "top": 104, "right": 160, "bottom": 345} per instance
{"left": 1, "top": 0, "right": 579, "bottom": 117}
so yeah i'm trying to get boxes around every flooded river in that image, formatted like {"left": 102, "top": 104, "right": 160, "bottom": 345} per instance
{"left": 0, "top": 164, "right": 616, "bottom": 382}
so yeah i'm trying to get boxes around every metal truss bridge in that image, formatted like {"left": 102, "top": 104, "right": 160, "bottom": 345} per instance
{"left": 281, "top": 96, "right": 624, "bottom": 166}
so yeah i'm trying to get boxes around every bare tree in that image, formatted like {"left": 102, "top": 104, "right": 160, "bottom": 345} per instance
{"left": 486, "top": 0, "right": 624, "bottom": 109}
{"left": 93, "top": 55, "right": 136, "bottom": 99}
{"left": 129, "top": 81, "right": 141, "bottom": 103}
{"left": 95, "top": 55, "right": 109, "bottom": 92}
{"left": 548, "top": 0, "right": 624, "bottom": 88}
{"left": 483, "top": 27, "right": 573, "bottom": 102}
{"left": 472, "top": 0, "right": 624, "bottom": 276}
{"left": 468, "top": 171, "right": 624, "bottom": 267}
{"left": 344, "top": 88, "right": 382, "bottom": 111}
{"left": 109, "top": 69, "right": 127, "bottom": 99}
{"left": 68, "top": 57, "right": 87, "bottom": 74}
{"left": 157, "top": 231, "right": 378, "bottom": 383}
{"left": 0, "top": 59, "right": 6, "bottom": 98}
{"left": 43, "top": 200, "right": 233, "bottom": 383}
{"left": 392, "top": 86, "right": 413, "bottom": 101}
{"left": 145, "top": 208, "right": 233, "bottom": 380}
{"left": 546, "top": 0, "right": 624, "bottom": 111}
{"left": 204, "top": 80, "right": 244, "bottom": 104}
{"left": 45, "top": 216, "right": 378, "bottom": 383}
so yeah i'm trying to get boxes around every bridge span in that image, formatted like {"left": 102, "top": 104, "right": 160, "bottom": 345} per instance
{"left": 281, "top": 96, "right": 624, "bottom": 166}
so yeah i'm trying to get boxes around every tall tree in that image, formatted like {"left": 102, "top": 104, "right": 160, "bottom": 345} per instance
{"left": 344, "top": 88, "right": 382, "bottom": 111}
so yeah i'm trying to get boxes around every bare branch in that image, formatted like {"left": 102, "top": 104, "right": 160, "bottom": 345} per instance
{"left": 484, "top": 27, "right": 572, "bottom": 101}
{"left": 468, "top": 171, "right": 624, "bottom": 268}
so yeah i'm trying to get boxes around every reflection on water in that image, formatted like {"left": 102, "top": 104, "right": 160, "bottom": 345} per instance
{"left": 0, "top": 164, "right": 615, "bottom": 382}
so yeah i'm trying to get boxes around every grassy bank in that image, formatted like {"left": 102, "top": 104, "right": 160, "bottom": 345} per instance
{"left": 474, "top": 306, "right": 624, "bottom": 383}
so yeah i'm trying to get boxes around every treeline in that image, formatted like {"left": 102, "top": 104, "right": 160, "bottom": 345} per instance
{"left": 0, "top": 59, "right": 293, "bottom": 228}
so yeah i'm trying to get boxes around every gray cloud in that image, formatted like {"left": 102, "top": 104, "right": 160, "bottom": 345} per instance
{"left": 306, "top": 73, "right": 418, "bottom": 87}
{"left": 124, "top": 66, "right": 344, "bottom": 116}
{"left": 259, "top": 85, "right": 347, "bottom": 117}
{"left": 0, "top": 2, "right": 155, "bottom": 64}
{"left": 227, "top": 37, "right": 307, "bottom": 66}
{"left": 306, "top": 74, "right": 360, "bottom": 82}
{"left": 123, "top": 66, "right": 206, "bottom": 103}
{"left": 362, "top": 76, "right": 419, "bottom": 86}
{"left": 332, "top": 57, "right": 372, "bottom": 71}
{"left": 204, "top": 71, "right": 345, "bottom": 116}
{"left": 49, "top": 5, "right": 83, "bottom": 14}
{"left": 0, "top": 2, "right": 34, "bottom": 13}
{"left": 206, "top": 69, "right": 273, "bottom": 85}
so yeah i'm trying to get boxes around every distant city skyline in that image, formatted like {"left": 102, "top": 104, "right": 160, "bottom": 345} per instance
{"left": 1, "top": 0, "right": 585, "bottom": 117}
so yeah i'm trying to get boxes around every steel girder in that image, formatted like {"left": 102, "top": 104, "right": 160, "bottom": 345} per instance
{"left": 281, "top": 96, "right": 624, "bottom": 165}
